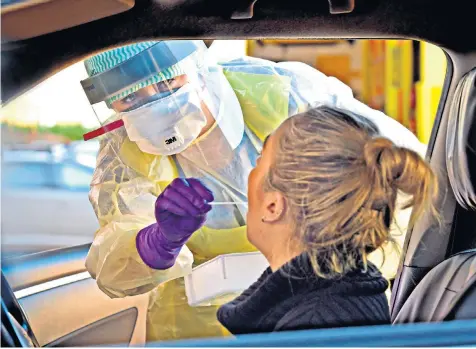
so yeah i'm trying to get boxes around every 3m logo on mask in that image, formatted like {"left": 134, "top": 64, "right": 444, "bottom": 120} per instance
{"left": 165, "top": 136, "right": 177, "bottom": 145}
{"left": 161, "top": 131, "right": 186, "bottom": 153}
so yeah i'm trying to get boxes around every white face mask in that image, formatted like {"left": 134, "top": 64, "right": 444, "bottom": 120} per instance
{"left": 122, "top": 83, "right": 208, "bottom": 156}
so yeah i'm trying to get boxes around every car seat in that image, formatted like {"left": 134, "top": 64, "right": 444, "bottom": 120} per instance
{"left": 394, "top": 69, "right": 476, "bottom": 324}
{"left": 393, "top": 249, "right": 476, "bottom": 323}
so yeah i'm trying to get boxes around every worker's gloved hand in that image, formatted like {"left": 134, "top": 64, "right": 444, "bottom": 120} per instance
{"left": 136, "top": 178, "right": 214, "bottom": 270}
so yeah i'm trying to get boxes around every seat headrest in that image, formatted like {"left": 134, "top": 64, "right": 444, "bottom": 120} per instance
{"left": 446, "top": 69, "right": 476, "bottom": 209}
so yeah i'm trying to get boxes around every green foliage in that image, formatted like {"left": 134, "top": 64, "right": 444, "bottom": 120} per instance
{"left": 2, "top": 123, "right": 93, "bottom": 141}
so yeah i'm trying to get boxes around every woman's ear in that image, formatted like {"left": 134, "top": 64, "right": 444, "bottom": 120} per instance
{"left": 262, "top": 191, "right": 287, "bottom": 223}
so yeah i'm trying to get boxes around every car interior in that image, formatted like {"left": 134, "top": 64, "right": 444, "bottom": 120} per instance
{"left": 1, "top": 0, "right": 476, "bottom": 347}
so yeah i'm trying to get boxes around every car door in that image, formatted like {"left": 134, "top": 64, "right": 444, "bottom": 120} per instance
{"left": 2, "top": 246, "right": 150, "bottom": 347}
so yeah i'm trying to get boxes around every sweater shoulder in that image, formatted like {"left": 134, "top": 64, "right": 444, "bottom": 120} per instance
{"left": 274, "top": 292, "right": 390, "bottom": 332}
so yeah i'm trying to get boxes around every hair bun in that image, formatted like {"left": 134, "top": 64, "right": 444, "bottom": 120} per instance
{"left": 363, "top": 137, "right": 395, "bottom": 169}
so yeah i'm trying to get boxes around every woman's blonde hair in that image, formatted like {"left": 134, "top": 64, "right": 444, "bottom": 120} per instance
{"left": 265, "top": 106, "right": 439, "bottom": 278}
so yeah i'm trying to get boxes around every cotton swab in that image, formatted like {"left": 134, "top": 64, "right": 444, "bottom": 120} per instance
{"left": 209, "top": 202, "right": 247, "bottom": 205}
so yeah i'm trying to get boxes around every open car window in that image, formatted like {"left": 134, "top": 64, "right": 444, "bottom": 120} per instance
{"left": 0, "top": 39, "right": 450, "bottom": 346}
{"left": 1, "top": 39, "right": 446, "bottom": 260}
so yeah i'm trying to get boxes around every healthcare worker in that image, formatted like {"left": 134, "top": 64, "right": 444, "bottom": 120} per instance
{"left": 81, "top": 40, "right": 426, "bottom": 342}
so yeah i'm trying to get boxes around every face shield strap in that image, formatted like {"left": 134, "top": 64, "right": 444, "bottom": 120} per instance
{"left": 80, "top": 40, "right": 207, "bottom": 105}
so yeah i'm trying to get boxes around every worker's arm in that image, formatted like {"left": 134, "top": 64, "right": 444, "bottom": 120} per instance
{"left": 86, "top": 214, "right": 194, "bottom": 298}
{"left": 85, "top": 131, "right": 194, "bottom": 298}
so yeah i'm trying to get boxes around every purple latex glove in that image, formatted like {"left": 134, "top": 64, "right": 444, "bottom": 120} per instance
{"left": 136, "top": 178, "right": 214, "bottom": 270}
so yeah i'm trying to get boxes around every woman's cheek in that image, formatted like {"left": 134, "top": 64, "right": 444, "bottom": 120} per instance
{"left": 247, "top": 168, "right": 257, "bottom": 199}
{"left": 246, "top": 169, "right": 258, "bottom": 220}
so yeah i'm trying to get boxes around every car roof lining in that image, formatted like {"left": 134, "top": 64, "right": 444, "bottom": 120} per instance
{"left": 1, "top": 0, "right": 475, "bottom": 103}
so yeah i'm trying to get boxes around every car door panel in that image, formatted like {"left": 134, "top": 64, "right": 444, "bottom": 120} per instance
{"left": 47, "top": 307, "right": 138, "bottom": 347}
{"left": 2, "top": 245, "right": 149, "bottom": 347}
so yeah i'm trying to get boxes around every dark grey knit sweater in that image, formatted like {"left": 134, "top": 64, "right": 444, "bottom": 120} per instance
{"left": 217, "top": 253, "right": 390, "bottom": 335}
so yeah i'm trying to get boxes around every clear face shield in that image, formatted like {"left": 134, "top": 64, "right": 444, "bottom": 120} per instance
{"left": 81, "top": 41, "right": 250, "bottom": 213}
{"left": 81, "top": 40, "right": 244, "bottom": 157}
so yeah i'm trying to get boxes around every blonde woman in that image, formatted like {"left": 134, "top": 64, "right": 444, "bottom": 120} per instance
{"left": 217, "top": 106, "right": 439, "bottom": 334}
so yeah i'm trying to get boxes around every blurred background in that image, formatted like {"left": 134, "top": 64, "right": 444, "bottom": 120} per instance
{"left": 0, "top": 39, "right": 447, "bottom": 258}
